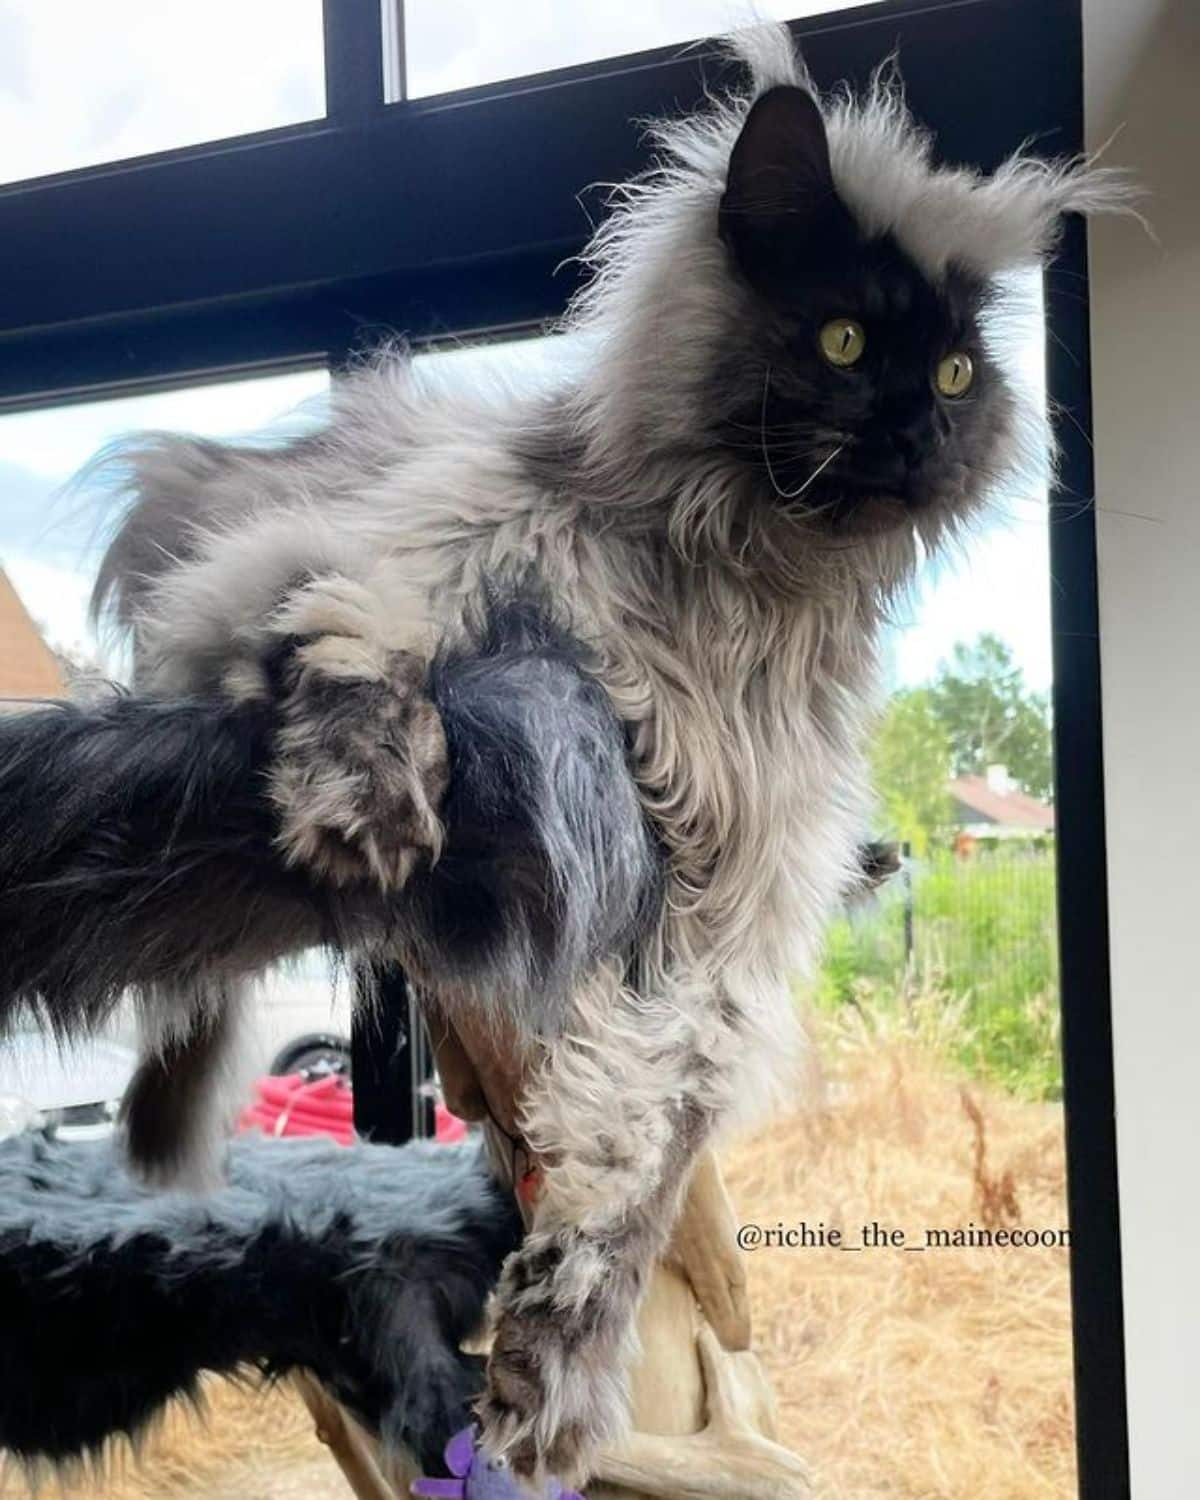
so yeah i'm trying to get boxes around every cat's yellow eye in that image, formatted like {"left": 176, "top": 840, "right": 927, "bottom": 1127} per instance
{"left": 935, "top": 351, "right": 974, "bottom": 398}
{"left": 818, "top": 317, "right": 866, "bottom": 368}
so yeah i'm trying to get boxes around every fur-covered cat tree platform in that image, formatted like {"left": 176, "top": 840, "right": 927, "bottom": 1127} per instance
{"left": 0, "top": 1093, "right": 809, "bottom": 1500}
{"left": 0, "top": 1132, "right": 521, "bottom": 1476}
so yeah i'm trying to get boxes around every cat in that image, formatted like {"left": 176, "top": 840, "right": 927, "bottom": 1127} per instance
{"left": 74, "top": 24, "right": 1130, "bottom": 1485}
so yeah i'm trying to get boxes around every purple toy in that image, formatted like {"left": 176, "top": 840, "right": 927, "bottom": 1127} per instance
{"left": 411, "top": 1426, "right": 585, "bottom": 1500}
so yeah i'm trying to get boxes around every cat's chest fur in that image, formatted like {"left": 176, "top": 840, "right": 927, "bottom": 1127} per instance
{"left": 565, "top": 545, "right": 878, "bottom": 982}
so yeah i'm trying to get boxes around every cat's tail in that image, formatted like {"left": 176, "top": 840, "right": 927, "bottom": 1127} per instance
{"left": 0, "top": 692, "right": 346, "bottom": 1042}
{"left": 0, "top": 692, "right": 376, "bottom": 1186}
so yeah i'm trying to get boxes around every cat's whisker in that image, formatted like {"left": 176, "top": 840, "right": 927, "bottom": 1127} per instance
{"left": 724, "top": 435, "right": 819, "bottom": 458}
{"left": 766, "top": 442, "right": 845, "bottom": 501}
{"left": 760, "top": 365, "right": 846, "bottom": 500}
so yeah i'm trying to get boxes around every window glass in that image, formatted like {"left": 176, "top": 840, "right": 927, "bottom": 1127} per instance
{"left": 0, "top": 0, "right": 325, "bottom": 186}
{"left": 403, "top": 0, "right": 878, "bottom": 98}
{"left": 1, "top": 305, "right": 1073, "bottom": 1491}
{"left": 0, "top": 368, "right": 327, "bottom": 681}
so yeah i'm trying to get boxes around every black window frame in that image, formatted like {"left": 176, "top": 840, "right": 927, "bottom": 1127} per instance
{"left": 0, "top": 1, "right": 1128, "bottom": 1494}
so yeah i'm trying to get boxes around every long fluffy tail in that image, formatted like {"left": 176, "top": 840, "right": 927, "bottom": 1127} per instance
{"left": 0, "top": 598, "right": 663, "bottom": 1046}
{"left": 0, "top": 694, "right": 344, "bottom": 1039}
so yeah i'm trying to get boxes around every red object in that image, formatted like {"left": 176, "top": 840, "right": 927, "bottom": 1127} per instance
{"left": 434, "top": 1104, "right": 468, "bottom": 1143}
{"left": 237, "top": 1072, "right": 467, "bottom": 1146}
{"left": 517, "top": 1163, "right": 544, "bottom": 1208}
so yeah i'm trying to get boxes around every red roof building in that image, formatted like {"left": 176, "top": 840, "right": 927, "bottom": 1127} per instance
{"left": 948, "top": 765, "right": 1054, "bottom": 838}
{"left": 0, "top": 569, "right": 65, "bottom": 708}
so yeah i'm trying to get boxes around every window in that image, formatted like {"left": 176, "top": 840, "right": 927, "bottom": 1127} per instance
{"left": 0, "top": 0, "right": 325, "bottom": 186}
{"left": 0, "top": 3, "right": 1127, "bottom": 1495}
{"left": 401, "top": 0, "right": 878, "bottom": 98}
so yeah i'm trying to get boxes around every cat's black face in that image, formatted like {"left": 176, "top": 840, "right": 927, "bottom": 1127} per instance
{"left": 714, "top": 87, "right": 1011, "bottom": 539}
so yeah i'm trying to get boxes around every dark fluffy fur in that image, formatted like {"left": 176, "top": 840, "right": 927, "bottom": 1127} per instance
{"left": 711, "top": 87, "right": 1009, "bottom": 535}
{"left": 0, "top": 1132, "right": 522, "bottom": 1471}
{"left": 0, "top": 693, "right": 379, "bottom": 1044}
{"left": 0, "top": 694, "right": 340, "bottom": 1038}
{"left": 403, "top": 593, "right": 664, "bottom": 1035}
{"left": 0, "top": 598, "right": 663, "bottom": 1167}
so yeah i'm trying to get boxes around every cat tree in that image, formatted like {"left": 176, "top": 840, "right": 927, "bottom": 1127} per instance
{"left": 319, "top": 1016, "right": 810, "bottom": 1499}
{"left": 293, "top": 1014, "right": 810, "bottom": 1499}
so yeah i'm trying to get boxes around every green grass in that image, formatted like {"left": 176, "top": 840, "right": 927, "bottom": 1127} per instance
{"left": 812, "top": 848, "right": 1063, "bottom": 1100}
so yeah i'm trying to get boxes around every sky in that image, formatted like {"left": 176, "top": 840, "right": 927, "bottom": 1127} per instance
{"left": 403, "top": 1, "right": 876, "bottom": 98}
{"left": 0, "top": 0, "right": 1054, "bottom": 694}
{"left": 0, "top": 371, "right": 332, "bottom": 672}
{"left": 0, "top": 0, "right": 324, "bottom": 184}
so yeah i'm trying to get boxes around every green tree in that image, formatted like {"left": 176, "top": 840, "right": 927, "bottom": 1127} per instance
{"left": 928, "top": 634, "right": 1053, "bottom": 800}
{"left": 871, "top": 687, "right": 953, "bottom": 855}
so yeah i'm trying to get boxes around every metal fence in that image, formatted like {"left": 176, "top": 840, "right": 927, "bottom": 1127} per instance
{"left": 826, "top": 842, "right": 1059, "bottom": 1015}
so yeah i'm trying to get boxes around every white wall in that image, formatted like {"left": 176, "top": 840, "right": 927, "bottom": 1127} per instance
{"left": 1084, "top": 1, "right": 1200, "bottom": 1494}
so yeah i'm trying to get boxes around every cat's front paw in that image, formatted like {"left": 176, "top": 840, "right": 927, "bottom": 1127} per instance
{"left": 478, "top": 1234, "right": 632, "bottom": 1485}
{"left": 270, "top": 635, "right": 448, "bottom": 891}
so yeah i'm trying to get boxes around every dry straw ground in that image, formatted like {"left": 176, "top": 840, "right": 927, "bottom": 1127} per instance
{"left": 723, "top": 1005, "right": 1076, "bottom": 1499}
{"left": 1, "top": 1009, "right": 1075, "bottom": 1499}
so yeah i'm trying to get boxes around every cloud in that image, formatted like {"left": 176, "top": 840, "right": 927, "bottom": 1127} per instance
{"left": 404, "top": 0, "right": 874, "bottom": 97}
{"left": 891, "top": 501, "right": 1053, "bottom": 693}
{"left": 0, "top": 369, "right": 332, "bottom": 678}
{"left": 0, "top": 369, "right": 329, "bottom": 480}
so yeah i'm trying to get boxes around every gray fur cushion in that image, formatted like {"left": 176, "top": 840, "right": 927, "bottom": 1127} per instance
{"left": 0, "top": 1131, "right": 521, "bottom": 1471}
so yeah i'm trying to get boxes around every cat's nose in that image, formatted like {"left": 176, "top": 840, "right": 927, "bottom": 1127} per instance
{"left": 867, "top": 428, "right": 922, "bottom": 470}
{"left": 850, "top": 446, "right": 909, "bottom": 489}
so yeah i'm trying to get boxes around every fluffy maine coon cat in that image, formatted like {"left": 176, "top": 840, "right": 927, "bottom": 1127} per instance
{"left": 68, "top": 25, "right": 1126, "bottom": 1483}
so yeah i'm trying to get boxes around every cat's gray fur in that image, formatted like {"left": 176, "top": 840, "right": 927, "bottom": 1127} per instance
{"left": 86, "top": 26, "right": 1129, "bottom": 1483}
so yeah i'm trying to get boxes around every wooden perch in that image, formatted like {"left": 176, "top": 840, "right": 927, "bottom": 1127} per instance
{"left": 293, "top": 1371, "right": 400, "bottom": 1500}
{"left": 591, "top": 1325, "right": 810, "bottom": 1500}
{"left": 665, "top": 1150, "right": 752, "bottom": 1353}
{"left": 438, "top": 1029, "right": 809, "bottom": 1498}
{"left": 587, "top": 1151, "right": 809, "bottom": 1500}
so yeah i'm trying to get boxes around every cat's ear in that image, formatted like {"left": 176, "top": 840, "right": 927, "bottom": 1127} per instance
{"left": 719, "top": 85, "right": 847, "bottom": 290}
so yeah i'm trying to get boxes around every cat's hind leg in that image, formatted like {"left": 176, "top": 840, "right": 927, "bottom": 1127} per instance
{"left": 121, "top": 980, "right": 252, "bottom": 1191}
